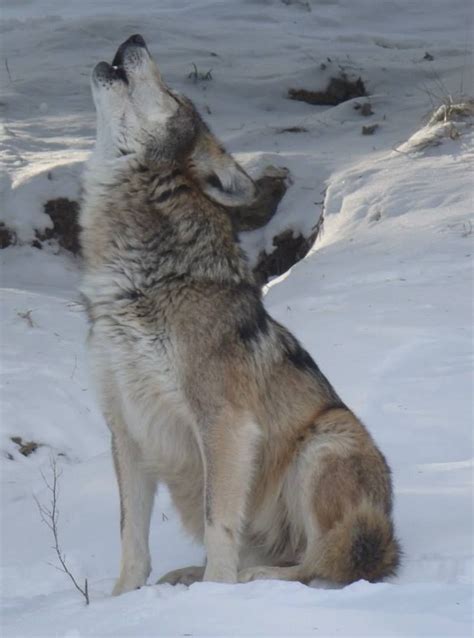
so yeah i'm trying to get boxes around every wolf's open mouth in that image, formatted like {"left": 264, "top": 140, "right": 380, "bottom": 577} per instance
{"left": 93, "top": 60, "right": 128, "bottom": 84}
{"left": 93, "top": 34, "right": 147, "bottom": 86}
{"left": 112, "top": 48, "right": 125, "bottom": 69}
{"left": 110, "top": 64, "right": 128, "bottom": 83}
{"left": 111, "top": 33, "right": 148, "bottom": 80}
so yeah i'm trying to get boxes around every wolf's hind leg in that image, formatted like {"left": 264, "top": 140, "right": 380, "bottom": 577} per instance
{"left": 110, "top": 427, "right": 157, "bottom": 596}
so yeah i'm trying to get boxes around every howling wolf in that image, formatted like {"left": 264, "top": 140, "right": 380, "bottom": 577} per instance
{"left": 80, "top": 34, "right": 400, "bottom": 596}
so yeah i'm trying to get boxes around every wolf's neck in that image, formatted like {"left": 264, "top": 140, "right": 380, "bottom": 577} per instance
{"left": 81, "top": 159, "right": 254, "bottom": 287}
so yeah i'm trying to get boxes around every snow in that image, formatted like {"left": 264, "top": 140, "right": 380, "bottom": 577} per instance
{"left": 1, "top": 0, "right": 473, "bottom": 636}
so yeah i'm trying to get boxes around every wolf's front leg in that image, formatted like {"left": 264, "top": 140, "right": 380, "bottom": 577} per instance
{"left": 201, "top": 412, "right": 261, "bottom": 583}
{"left": 110, "top": 429, "right": 157, "bottom": 596}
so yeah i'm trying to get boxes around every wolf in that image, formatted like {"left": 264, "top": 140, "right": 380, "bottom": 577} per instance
{"left": 80, "top": 34, "right": 400, "bottom": 596}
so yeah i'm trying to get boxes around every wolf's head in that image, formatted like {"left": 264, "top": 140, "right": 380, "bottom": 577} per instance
{"left": 91, "top": 34, "right": 255, "bottom": 207}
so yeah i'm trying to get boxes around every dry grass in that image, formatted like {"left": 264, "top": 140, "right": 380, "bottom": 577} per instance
{"left": 427, "top": 98, "right": 474, "bottom": 126}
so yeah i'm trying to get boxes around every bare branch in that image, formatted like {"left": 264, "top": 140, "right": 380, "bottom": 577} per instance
{"left": 4, "top": 58, "right": 12, "bottom": 83}
{"left": 17, "top": 309, "right": 36, "bottom": 328}
{"left": 34, "top": 456, "right": 90, "bottom": 605}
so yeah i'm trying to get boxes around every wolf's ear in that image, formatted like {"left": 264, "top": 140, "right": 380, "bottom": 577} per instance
{"left": 189, "top": 135, "right": 256, "bottom": 207}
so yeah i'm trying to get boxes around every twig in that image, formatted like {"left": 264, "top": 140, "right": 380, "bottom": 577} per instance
{"left": 188, "top": 63, "right": 213, "bottom": 82}
{"left": 17, "top": 309, "right": 36, "bottom": 328}
{"left": 4, "top": 58, "right": 12, "bottom": 83}
{"left": 461, "top": 220, "right": 473, "bottom": 237}
{"left": 34, "top": 457, "right": 90, "bottom": 605}
{"left": 459, "top": 26, "right": 470, "bottom": 97}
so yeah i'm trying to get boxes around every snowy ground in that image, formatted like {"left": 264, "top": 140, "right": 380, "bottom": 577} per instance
{"left": 1, "top": 1, "right": 473, "bottom": 636}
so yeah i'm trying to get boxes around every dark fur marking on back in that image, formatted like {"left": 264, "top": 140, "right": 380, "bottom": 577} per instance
{"left": 238, "top": 304, "right": 269, "bottom": 344}
{"left": 235, "top": 282, "right": 269, "bottom": 345}
{"left": 276, "top": 325, "right": 344, "bottom": 404}
{"left": 286, "top": 342, "right": 321, "bottom": 375}
{"left": 277, "top": 327, "right": 322, "bottom": 376}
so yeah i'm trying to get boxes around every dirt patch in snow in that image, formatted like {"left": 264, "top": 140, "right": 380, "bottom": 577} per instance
{"left": 0, "top": 222, "right": 16, "bottom": 248}
{"left": 254, "top": 214, "right": 324, "bottom": 284}
{"left": 232, "top": 166, "right": 290, "bottom": 232}
{"left": 10, "top": 436, "right": 42, "bottom": 458}
{"left": 36, "top": 198, "right": 81, "bottom": 254}
{"left": 289, "top": 74, "right": 367, "bottom": 106}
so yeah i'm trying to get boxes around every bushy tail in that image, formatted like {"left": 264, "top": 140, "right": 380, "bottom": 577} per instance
{"left": 310, "top": 500, "right": 401, "bottom": 584}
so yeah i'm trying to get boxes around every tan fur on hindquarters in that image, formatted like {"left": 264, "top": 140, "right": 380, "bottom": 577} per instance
{"left": 81, "top": 34, "right": 400, "bottom": 595}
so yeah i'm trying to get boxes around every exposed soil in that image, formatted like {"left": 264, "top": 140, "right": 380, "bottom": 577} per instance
{"left": 253, "top": 213, "right": 324, "bottom": 285}
{"left": 10, "top": 436, "right": 41, "bottom": 457}
{"left": 354, "top": 102, "right": 374, "bottom": 116}
{"left": 276, "top": 126, "right": 309, "bottom": 134}
{"left": 36, "top": 198, "right": 81, "bottom": 254}
{"left": 362, "top": 123, "right": 379, "bottom": 135}
{"left": 0, "top": 222, "right": 15, "bottom": 248}
{"left": 289, "top": 74, "right": 367, "bottom": 106}
{"left": 231, "top": 166, "right": 290, "bottom": 232}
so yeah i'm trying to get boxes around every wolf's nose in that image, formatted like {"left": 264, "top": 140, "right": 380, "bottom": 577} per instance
{"left": 126, "top": 34, "right": 146, "bottom": 48}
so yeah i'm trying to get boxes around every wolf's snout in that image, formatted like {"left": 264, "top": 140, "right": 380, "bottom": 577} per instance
{"left": 93, "top": 34, "right": 150, "bottom": 89}
{"left": 112, "top": 34, "right": 149, "bottom": 68}
{"left": 126, "top": 34, "right": 147, "bottom": 48}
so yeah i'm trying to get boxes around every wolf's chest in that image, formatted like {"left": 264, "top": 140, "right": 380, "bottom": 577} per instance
{"left": 89, "top": 318, "right": 197, "bottom": 469}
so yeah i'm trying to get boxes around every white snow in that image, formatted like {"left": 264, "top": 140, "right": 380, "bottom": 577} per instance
{"left": 1, "top": 0, "right": 473, "bottom": 636}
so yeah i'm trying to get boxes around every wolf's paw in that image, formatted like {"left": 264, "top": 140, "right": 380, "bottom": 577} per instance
{"left": 156, "top": 565, "right": 205, "bottom": 586}
{"left": 112, "top": 575, "right": 147, "bottom": 596}
{"left": 112, "top": 560, "right": 151, "bottom": 596}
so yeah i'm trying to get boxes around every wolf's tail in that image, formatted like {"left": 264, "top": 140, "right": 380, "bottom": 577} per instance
{"left": 307, "top": 499, "right": 401, "bottom": 584}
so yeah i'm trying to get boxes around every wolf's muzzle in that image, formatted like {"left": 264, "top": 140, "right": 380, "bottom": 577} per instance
{"left": 112, "top": 34, "right": 149, "bottom": 67}
{"left": 93, "top": 34, "right": 148, "bottom": 86}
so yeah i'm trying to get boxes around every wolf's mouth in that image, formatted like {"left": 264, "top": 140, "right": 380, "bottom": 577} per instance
{"left": 93, "top": 61, "right": 128, "bottom": 85}
{"left": 111, "top": 33, "right": 148, "bottom": 79}
{"left": 113, "top": 34, "right": 147, "bottom": 64}
{"left": 110, "top": 63, "right": 128, "bottom": 83}
{"left": 93, "top": 34, "right": 148, "bottom": 86}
